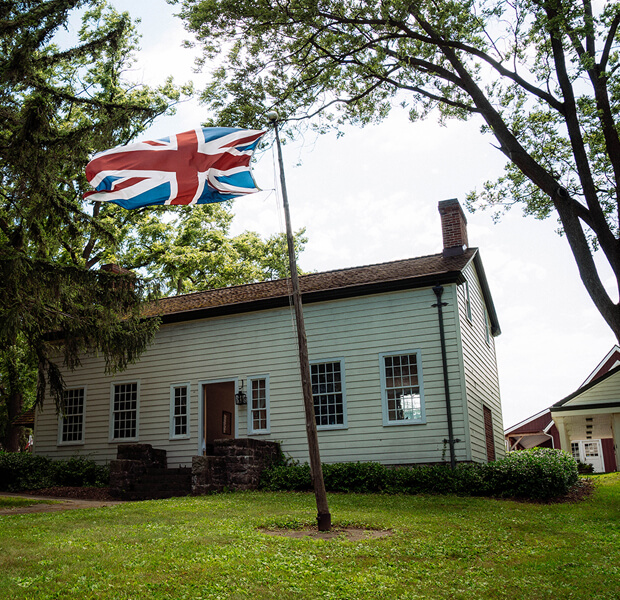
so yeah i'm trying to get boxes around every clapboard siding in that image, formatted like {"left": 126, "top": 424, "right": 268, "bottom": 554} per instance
{"left": 559, "top": 369, "right": 620, "bottom": 404}
{"left": 34, "top": 283, "right": 477, "bottom": 467}
{"left": 457, "top": 262, "right": 503, "bottom": 463}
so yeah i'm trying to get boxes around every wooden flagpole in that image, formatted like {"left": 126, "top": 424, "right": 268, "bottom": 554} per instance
{"left": 268, "top": 111, "right": 331, "bottom": 531}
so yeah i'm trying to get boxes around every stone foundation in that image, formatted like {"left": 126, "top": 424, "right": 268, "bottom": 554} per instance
{"left": 109, "top": 444, "right": 191, "bottom": 500}
{"left": 192, "top": 438, "right": 281, "bottom": 494}
{"left": 109, "top": 439, "right": 281, "bottom": 500}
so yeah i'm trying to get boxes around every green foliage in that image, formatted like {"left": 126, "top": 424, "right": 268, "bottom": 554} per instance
{"left": 483, "top": 447, "right": 579, "bottom": 500}
{"left": 51, "top": 456, "right": 110, "bottom": 488}
{"left": 0, "top": 452, "right": 55, "bottom": 492}
{"left": 260, "top": 449, "right": 579, "bottom": 501}
{"left": 103, "top": 203, "right": 307, "bottom": 296}
{"left": 260, "top": 463, "right": 311, "bottom": 491}
{"left": 0, "top": 451, "right": 109, "bottom": 492}
{"left": 0, "top": 1, "right": 183, "bottom": 448}
{"left": 577, "top": 460, "right": 595, "bottom": 474}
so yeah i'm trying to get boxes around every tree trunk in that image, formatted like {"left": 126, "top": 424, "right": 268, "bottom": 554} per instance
{"left": 4, "top": 390, "right": 23, "bottom": 452}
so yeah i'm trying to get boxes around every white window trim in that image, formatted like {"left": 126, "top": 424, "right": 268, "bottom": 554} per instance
{"left": 247, "top": 374, "right": 270, "bottom": 435}
{"left": 379, "top": 350, "right": 426, "bottom": 426}
{"left": 310, "top": 357, "right": 348, "bottom": 431}
{"left": 57, "top": 386, "right": 86, "bottom": 446}
{"left": 109, "top": 380, "right": 140, "bottom": 442}
{"left": 169, "top": 382, "right": 191, "bottom": 440}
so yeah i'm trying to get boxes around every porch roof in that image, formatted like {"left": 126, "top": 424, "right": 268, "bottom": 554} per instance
{"left": 552, "top": 365, "right": 620, "bottom": 413}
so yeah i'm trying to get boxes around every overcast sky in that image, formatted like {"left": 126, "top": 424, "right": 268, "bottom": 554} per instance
{"left": 78, "top": 1, "right": 618, "bottom": 429}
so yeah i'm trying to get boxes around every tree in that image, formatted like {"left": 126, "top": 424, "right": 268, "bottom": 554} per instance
{"left": 0, "top": 0, "right": 182, "bottom": 450}
{"left": 175, "top": 0, "right": 620, "bottom": 341}
{"left": 81, "top": 202, "right": 307, "bottom": 297}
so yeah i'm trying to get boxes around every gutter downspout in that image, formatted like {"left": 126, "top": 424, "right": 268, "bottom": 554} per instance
{"left": 433, "top": 285, "right": 456, "bottom": 469}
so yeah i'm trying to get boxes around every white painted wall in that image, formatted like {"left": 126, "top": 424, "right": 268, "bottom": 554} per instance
{"left": 35, "top": 282, "right": 493, "bottom": 467}
{"left": 456, "top": 258, "right": 504, "bottom": 463}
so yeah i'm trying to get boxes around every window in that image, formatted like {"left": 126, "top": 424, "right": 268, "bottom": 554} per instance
{"left": 111, "top": 382, "right": 138, "bottom": 440}
{"left": 248, "top": 376, "right": 269, "bottom": 434}
{"left": 484, "top": 309, "right": 491, "bottom": 344}
{"left": 311, "top": 360, "right": 346, "bottom": 429}
{"left": 60, "top": 387, "right": 85, "bottom": 444}
{"left": 464, "top": 280, "right": 472, "bottom": 322}
{"left": 170, "top": 384, "right": 190, "bottom": 439}
{"left": 380, "top": 352, "right": 425, "bottom": 425}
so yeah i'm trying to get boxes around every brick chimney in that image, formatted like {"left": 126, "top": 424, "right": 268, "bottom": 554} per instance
{"left": 438, "top": 198, "right": 468, "bottom": 257}
{"left": 100, "top": 263, "right": 134, "bottom": 276}
{"left": 100, "top": 263, "right": 136, "bottom": 291}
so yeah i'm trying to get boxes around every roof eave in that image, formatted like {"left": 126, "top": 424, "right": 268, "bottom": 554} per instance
{"left": 552, "top": 363, "right": 620, "bottom": 408}
{"left": 468, "top": 249, "right": 501, "bottom": 336}
{"left": 160, "top": 269, "right": 466, "bottom": 325}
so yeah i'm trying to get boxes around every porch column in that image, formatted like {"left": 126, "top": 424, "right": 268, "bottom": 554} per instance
{"left": 554, "top": 415, "right": 571, "bottom": 453}
{"left": 612, "top": 412, "right": 620, "bottom": 472}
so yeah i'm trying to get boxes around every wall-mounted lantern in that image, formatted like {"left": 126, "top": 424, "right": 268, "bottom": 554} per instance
{"left": 235, "top": 380, "right": 247, "bottom": 405}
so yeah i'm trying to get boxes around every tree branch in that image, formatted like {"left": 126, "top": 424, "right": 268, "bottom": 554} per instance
{"left": 544, "top": 2, "right": 620, "bottom": 273}
{"left": 316, "top": 9, "right": 565, "bottom": 113}
{"left": 600, "top": 11, "right": 620, "bottom": 71}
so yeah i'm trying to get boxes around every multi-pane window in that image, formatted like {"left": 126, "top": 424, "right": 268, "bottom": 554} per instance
{"left": 170, "top": 384, "right": 189, "bottom": 439}
{"left": 584, "top": 442, "right": 599, "bottom": 459}
{"left": 381, "top": 352, "right": 424, "bottom": 424}
{"left": 61, "top": 388, "right": 85, "bottom": 443}
{"left": 571, "top": 442, "right": 581, "bottom": 461}
{"left": 249, "top": 377, "right": 269, "bottom": 433}
{"left": 311, "top": 361, "right": 345, "bottom": 428}
{"left": 112, "top": 382, "right": 138, "bottom": 440}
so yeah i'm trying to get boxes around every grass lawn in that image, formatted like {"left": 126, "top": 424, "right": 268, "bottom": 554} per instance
{"left": 0, "top": 474, "right": 618, "bottom": 600}
{"left": 0, "top": 497, "right": 58, "bottom": 510}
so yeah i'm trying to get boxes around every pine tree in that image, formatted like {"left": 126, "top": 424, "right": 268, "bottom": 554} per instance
{"left": 0, "top": 1, "right": 179, "bottom": 450}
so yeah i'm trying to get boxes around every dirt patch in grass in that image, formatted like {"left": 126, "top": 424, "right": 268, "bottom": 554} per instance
{"left": 260, "top": 526, "right": 393, "bottom": 541}
{"left": 559, "top": 477, "right": 596, "bottom": 503}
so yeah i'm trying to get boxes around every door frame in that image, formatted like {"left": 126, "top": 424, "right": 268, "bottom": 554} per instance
{"left": 197, "top": 377, "right": 240, "bottom": 455}
{"left": 571, "top": 439, "right": 605, "bottom": 473}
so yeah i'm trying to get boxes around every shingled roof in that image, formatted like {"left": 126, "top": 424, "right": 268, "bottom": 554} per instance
{"left": 146, "top": 247, "right": 500, "bottom": 336}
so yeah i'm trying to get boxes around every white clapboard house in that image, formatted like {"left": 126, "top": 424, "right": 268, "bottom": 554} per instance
{"left": 33, "top": 199, "right": 504, "bottom": 468}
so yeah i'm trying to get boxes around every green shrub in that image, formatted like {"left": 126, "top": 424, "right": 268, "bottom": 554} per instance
{"left": 259, "top": 449, "right": 579, "bottom": 501}
{"left": 484, "top": 448, "right": 579, "bottom": 500}
{"left": 0, "top": 451, "right": 109, "bottom": 491}
{"left": 577, "top": 460, "right": 595, "bottom": 474}
{"left": 322, "top": 462, "right": 388, "bottom": 492}
{"left": 260, "top": 463, "right": 312, "bottom": 491}
{"left": 0, "top": 452, "right": 54, "bottom": 491}
{"left": 52, "top": 456, "right": 110, "bottom": 487}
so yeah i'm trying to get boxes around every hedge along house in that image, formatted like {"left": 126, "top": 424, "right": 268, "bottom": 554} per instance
{"left": 33, "top": 199, "right": 503, "bottom": 470}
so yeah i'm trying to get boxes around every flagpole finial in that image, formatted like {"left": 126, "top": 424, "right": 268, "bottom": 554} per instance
{"left": 267, "top": 110, "right": 279, "bottom": 123}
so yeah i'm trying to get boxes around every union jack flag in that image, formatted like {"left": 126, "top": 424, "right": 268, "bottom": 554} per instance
{"left": 84, "top": 127, "right": 266, "bottom": 209}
